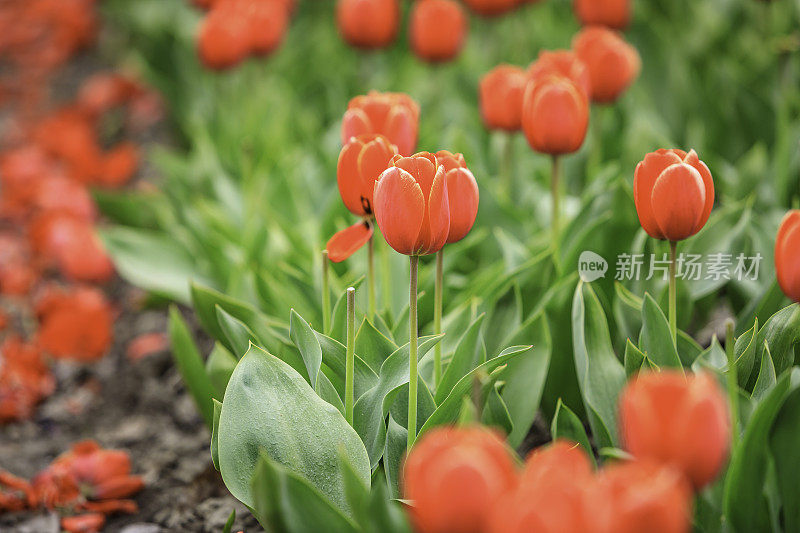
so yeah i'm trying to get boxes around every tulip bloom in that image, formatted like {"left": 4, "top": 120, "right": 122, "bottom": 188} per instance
{"left": 574, "top": 0, "right": 631, "bottom": 29}
{"left": 341, "top": 91, "right": 420, "bottom": 156}
{"left": 775, "top": 210, "right": 800, "bottom": 302}
{"left": 197, "top": 5, "right": 252, "bottom": 70}
{"left": 0, "top": 336, "right": 55, "bottom": 423}
{"left": 573, "top": 26, "right": 640, "bottom": 103}
{"left": 620, "top": 371, "right": 731, "bottom": 489}
{"left": 522, "top": 75, "right": 589, "bottom": 156}
{"left": 336, "top": 0, "right": 399, "bottom": 50}
{"left": 403, "top": 426, "right": 517, "bottom": 533}
{"left": 409, "top": 0, "right": 468, "bottom": 64}
{"left": 463, "top": 0, "right": 519, "bottom": 16}
{"left": 527, "top": 50, "right": 591, "bottom": 98}
{"left": 479, "top": 65, "right": 528, "bottom": 131}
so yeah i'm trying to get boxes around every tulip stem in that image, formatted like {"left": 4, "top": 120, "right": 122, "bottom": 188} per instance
{"left": 502, "top": 133, "right": 514, "bottom": 199}
{"left": 434, "top": 249, "right": 444, "bottom": 388}
{"left": 725, "top": 320, "right": 740, "bottom": 449}
{"left": 322, "top": 250, "right": 331, "bottom": 334}
{"left": 367, "top": 231, "right": 376, "bottom": 320}
{"left": 551, "top": 155, "right": 561, "bottom": 251}
{"left": 345, "top": 287, "right": 355, "bottom": 425}
{"left": 380, "top": 230, "right": 392, "bottom": 316}
{"left": 408, "top": 255, "right": 419, "bottom": 450}
{"left": 668, "top": 240, "right": 678, "bottom": 346}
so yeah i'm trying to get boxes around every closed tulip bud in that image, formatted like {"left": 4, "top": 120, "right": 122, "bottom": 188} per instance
{"left": 527, "top": 50, "right": 591, "bottom": 98}
{"left": 633, "top": 149, "right": 714, "bottom": 242}
{"left": 522, "top": 75, "right": 589, "bottom": 155}
{"left": 373, "top": 152, "right": 450, "bottom": 256}
{"left": 337, "top": 0, "right": 399, "bottom": 50}
{"left": 620, "top": 371, "right": 731, "bottom": 489}
{"left": 337, "top": 134, "right": 398, "bottom": 217}
{"left": 435, "top": 151, "right": 479, "bottom": 243}
{"left": 247, "top": 0, "right": 289, "bottom": 56}
{"left": 342, "top": 91, "right": 420, "bottom": 156}
{"left": 409, "top": 0, "right": 468, "bottom": 64}
{"left": 463, "top": 0, "right": 519, "bottom": 16}
{"left": 574, "top": 0, "right": 631, "bottom": 29}
{"left": 479, "top": 65, "right": 527, "bottom": 131}
{"left": 402, "top": 426, "right": 518, "bottom": 533}
{"left": 775, "top": 210, "right": 800, "bottom": 302}
{"left": 197, "top": 7, "right": 251, "bottom": 70}
{"left": 588, "top": 461, "right": 692, "bottom": 533}
{"left": 573, "top": 26, "right": 640, "bottom": 103}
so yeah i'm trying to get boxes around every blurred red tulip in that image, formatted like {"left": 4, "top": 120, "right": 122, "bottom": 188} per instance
{"left": 479, "top": 65, "right": 528, "bottom": 131}
{"left": 342, "top": 91, "right": 420, "bottom": 156}
{"left": 99, "top": 142, "right": 139, "bottom": 188}
{"left": 573, "top": 26, "right": 640, "bottom": 103}
{"left": 0, "top": 233, "right": 38, "bottom": 296}
{"left": 435, "top": 150, "right": 479, "bottom": 243}
{"left": 402, "top": 426, "right": 518, "bottom": 533}
{"left": 245, "top": 0, "right": 289, "bottom": 56}
{"left": 775, "top": 210, "right": 800, "bottom": 302}
{"left": 528, "top": 50, "right": 591, "bottom": 98}
{"left": 463, "top": 0, "right": 519, "bottom": 17}
{"left": 619, "top": 371, "right": 731, "bottom": 489}
{"left": 522, "top": 75, "right": 589, "bottom": 155}
{"left": 337, "top": 0, "right": 399, "bottom": 50}
{"left": 337, "top": 134, "right": 398, "bottom": 217}
{"left": 373, "top": 152, "right": 450, "bottom": 256}
{"left": 633, "top": 149, "right": 714, "bottom": 242}
{"left": 61, "top": 514, "right": 105, "bottom": 533}
{"left": 197, "top": 4, "right": 252, "bottom": 69}
{"left": 34, "top": 109, "right": 103, "bottom": 184}
{"left": 32, "top": 175, "right": 97, "bottom": 222}
{"left": 0, "top": 336, "right": 55, "bottom": 423}
{"left": 409, "top": 0, "right": 468, "bottom": 63}
{"left": 574, "top": 0, "right": 631, "bottom": 29}
{"left": 77, "top": 73, "right": 138, "bottom": 118}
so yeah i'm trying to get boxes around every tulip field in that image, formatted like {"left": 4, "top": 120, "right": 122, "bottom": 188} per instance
{"left": 1, "top": 0, "right": 800, "bottom": 531}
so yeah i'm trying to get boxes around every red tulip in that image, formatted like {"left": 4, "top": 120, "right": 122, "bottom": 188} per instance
{"left": 246, "top": 0, "right": 289, "bottom": 56}
{"left": 402, "top": 426, "right": 518, "bottom": 533}
{"left": 373, "top": 152, "right": 449, "bottom": 256}
{"left": 527, "top": 50, "right": 591, "bottom": 98}
{"left": 633, "top": 149, "right": 714, "bottom": 242}
{"left": 337, "top": 134, "right": 398, "bottom": 217}
{"left": 463, "top": 0, "right": 519, "bottom": 17}
{"left": 341, "top": 91, "right": 420, "bottom": 157}
{"left": 61, "top": 514, "right": 105, "bottom": 533}
{"left": 775, "top": 210, "right": 800, "bottom": 302}
{"left": 574, "top": 0, "right": 631, "bottom": 29}
{"left": 479, "top": 65, "right": 528, "bottom": 131}
{"left": 573, "top": 26, "right": 640, "bottom": 103}
{"left": 619, "top": 371, "right": 731, "bottom": 489}
{"left": 197, "top": 4, "right": 252, "bottom": 70}
{"left": 0, "top": 336, "right": 54, "bottom": 423}
{"left": 337, "top": 0, "right": 399, "bottom": 50}
{"left": 435, "top": 151, "right": 479, "bottom": 243}
{"left": 522, "top": 75, "right": 589, "bottom": 155}
{"left": 409, "top": 0, "right": 468, "bottom": 64}
{"left": 588, "top": 461, "right": 692, "bottom": 533}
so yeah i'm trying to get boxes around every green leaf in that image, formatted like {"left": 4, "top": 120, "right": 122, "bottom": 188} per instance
{"left": 734, "top": 320, "right": 759, "bottom": 388}
{"left": 571, "top": 282, "right": 626, "bottom": 448}
{"left": 222, "top": 509, "right": 235, "bottom": 533}
{"left": 216, "top": 306, "right": 256, "bottom": 358}
{"left": 218, "top": 345, "right": 370, "bottom": 516}
{"left": 481, "top": 383, "right": 514, "bottom": 436}
{"left": 692, "top": 337, "right": 728, "bottom": 375}
{"left": 752, "top": 341, "right": 777, "bottom": 402}
{"left": 638, "top": 293, "right": 682, "bottom": 369}
{"left": 623, "top": 339, "right": 648, "bottom": 378}
{"left": 211, "top": 399, "right": 222, "bottom": 471}
{"left": 168, "top": 306, "right": 218, "bottom": 427}
{"left": 551, "top": 399, "right": 596, "bottom": 468}
{"left": 355, "top": 318, "right": 398, "bottom": 375}
{"left": 755, "top": 304, "right": 800, "bottom": 380}
{"left": 93, "top": 189, "right": 161, "bottom": 229}
{"left": 435, "top": 314, "right": 486, "bottom": 403}
{"left": 484, "top": 283, "right": 522, "bottom": 357}
{"left": 677, "top": 330, "right": 703, "bottom": 367}
{"left": 290, "top": 309, "right": 323, "bottom": 390}
{"left": 206, "top": 343, "right": 237, "bottom": 396}
{"left": 316, "top": 332, "right": 379, "bottom": 402}
{"left": 613, "top": 281, "right": 643, "bottom": 346}
{"left": 383, "top": 415, "right": 407, "bottom": 499}
{"left": 364, "top": 473, "right": 412, "bottom": 533}
{"left": 769, "top": 383, "right": 800, "bottom": 532}
{"left": 330, "top": 278, "right": 364, "bottom": 339}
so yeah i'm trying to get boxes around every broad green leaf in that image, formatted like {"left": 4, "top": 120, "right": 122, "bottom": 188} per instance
{"left": 216, "top": 306, "right": 256, "bottom": 358}
{"left": 481, "top": 383, "right": 514, "bottom": 436}
{"left": 623, "top": 339, "right": 649, "bottom": 378}
{"left": 769, "top": 384, "right": 800, "bottom": 532}
{"left": 737, "top": 280, "right": 787, "bottom": 336}
{"left": 551, "top": 399, "right": 596, "bottom": 467}
{"left": 330, "top": 277, "right": 365, "bottom": 339}
{"left": 206, "top": 343, "right": 237, "bottom": 396}
{"left": 435, "top": 314, "right": 486, "bottom": 403}
{"left": 383, "top": 415, "right": 407, "bottom": 499}
{"left": 613, "top": 281, "right": 643, "bottom": 347}
{"left": 93, "top": 190, "right": 161, "bottom": 229}
{"left": 754, "top": 304, "right": 800, "bottom": 380}
{"left": 218, "top": 345, "right": 370, "bottom": 515}
{"left": 290, "top": 309, "right": 323, "bottom": 390}
{"left": 734, "top": 320, "right": 759, "bottom": 388}
{"left": 692, "top": 337, "right": 727, "bottom": 376}
{"left": 364, "top": 472, "right": 412, "bottom": 533}
{"left": 484, "top": 283, "right": 522, "bottom": 357}
{"left": 677, "top": 330, "right": 703, "bottom": 367}
{"left": 355, "top": 318, "right": 399, "bottom": 375}
{"left": 752, "top": 341, "right": 777, "bottom": 402}
{"left": 316, "top": 332, "right": 379, "bottom": 402}
{"left": 638, "top": 293, "right": 682, "bottom": 369}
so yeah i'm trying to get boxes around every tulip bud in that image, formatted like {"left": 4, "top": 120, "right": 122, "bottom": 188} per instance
{"left": 247, "top": 0, "right": 289, "bottom": 56}
{"left": 341, "top": 91, "right": 420, "bottom": 157}
{"left": 435, "top": 151, "right": 479, "bottom": 243}
{"left": 336, "top": 0, "right": 399, "bottom": 50}
{"left": 409, "top": 0, "right": 468, "bottom": 64}
{"left": 633, "top": 149, "right": 714, "bottom": 242}
{"left": 197, "top": 6, "right": 251, "bottom": 70}
{"left": 574, "top": 0, "right": 631, "bottom": 29}
{"left": 522, "top": 75, "right": 589, "bottom": 155}
{"left": 479, "top": 65, "right": 527, "bottom": 131}
{"left": 337, "top": 134, "right": 398, "bottom": 217}
{"left": 463, "top": 0, "right": 519, "bottom": 17}
{"left": 373, "top": 152, "right": 450, "bottom": 256}
{"left": 619, "top": 371, "right": 731, "bottom": 489}
{"left": 527, "top": 50, "right": 591, "bottom": 98}
{"left": 776, "top": 210, "right": 800, "bottom": 302}
{"left": 573, "top": 26, "right": 640, "bottom": 103}
{"left": 402, "top": 426, "right": 518, "bottom": 533}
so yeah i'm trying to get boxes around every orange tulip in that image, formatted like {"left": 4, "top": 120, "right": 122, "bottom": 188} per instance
{"left": 373, "top": 152, "right": 450, "bottom": 256}
{"left": 775, "top": 210, "right": 800, "bottom": 302}
{"left": 435, "top": 151, "right": 479, "bottom": 243}
{"left": 619, "top": 371, "right": 731, "bottom": 489}
{"left": 588, "top": 461, "right": 692, "bottom": 533}
{"left": 574, "top": 0, "right": 631, "bottom": 29}
{"left": 463, "top": 0, "right": 519, "bottom": 16}
{"left": 633, "top": 149, "right": 714, "bottom": 242}
{"left": 197, "top": 4, "right": 251, "bottom": 70}
{"left": 522, "top": 75, "right": 589, "bottom": 155}
{"left": 247, "top": 0, "right": 289, "bottom": 56}
{"left": 479, "top": 65, "right": 528, "bottom": 131}
{"left": 402, "top": 426, "right": 518, "bottom": 533}
{"left": 0, "top": 336, "right": 55, "bottom": 423}
{"left": 527, "top": 50, "right": 591, "bottom": 98}
{"left": 337, "top": 0, "right": 399, "bottom": 50}
{"left": 342, "top": 91, "right": 420, "bottom": 157}
{"left": 337, "top": 134, "right": 398, "bottom": 217}
{"left": 573, "top": 26, "right": 640, "bottom": 103}
{"left": 409, "top": 0, "right": 468, "bottom": 64}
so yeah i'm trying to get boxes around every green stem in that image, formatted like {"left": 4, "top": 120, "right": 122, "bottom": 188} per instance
{"left": 725, "top": 320, "right": 740, "bottom": 449}
{"left": 367, "top": 231, "right": 376, "bottom": 320}
{"left": 345, "top": 287, "right": 355, "bottom": 425}
{"left": 501, "top": 133, "right": 514, "bottom": 199}
{"left": 408, "top": 255, "right": 419, "bottom": 450}
{"left": 551, "top": 155, "right": 561, "bottom": 250}
{"left": 433, "top": 249, "right": 444, "bottom": 388}
{"left": 380, "top": 231, "right": 392, "bottom": 315}
{"left": 322, "top": 250, "right": 331, "bottom": 334}
{"left": 668, "top": 240, "right": 678, "bottom": 347}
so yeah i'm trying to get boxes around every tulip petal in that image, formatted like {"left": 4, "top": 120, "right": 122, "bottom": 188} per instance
{"left": 776, "top": 210, "right": 800, "bottom": 301}
{"left": 373, "top": 167, "right": 425, "bottom": 255}
{"left": 633, "top": 150, "right": 683, "bottom": 239}
{"left": 422, "top": 165, "right": 450, "bottom": 254}
{"left": 385, "top": 105, "right": 417, "bottom": 156}
{"left": 341, "top": 108, "right": 371, "bottom": 146}
{"left": 325, "top": 222, "right": 373, "bottom": 263}
{"left": 651, "top": 163, "right": 706, "bottom": 241}
{"left": 445, "top": 168, "right": 479, "bottom": 244}
{"left": 337, "top": 139, "right": 369, "bottom": 216}
{"left": 357, "top": 136, "right": 396, "bottom": 212}
{"left": 683, "top": 149, "right": 715, "bottom": 234}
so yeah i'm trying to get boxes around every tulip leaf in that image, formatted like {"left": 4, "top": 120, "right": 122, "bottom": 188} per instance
{"left": 222, "top": 510, "right": 235, "bottom": 533}
{"left": 571, "top": 282, "right": 626, "bottom": 448}
{"left": 734, "top": 320, "right": 759, "bottom": 388}
{"left": 435, "top": 314, "right": 486, "bottom": 403}
{"left": 551, "top": 399, "right": 596, "bottom": 468}
{"left": 383, "top": 415, "right": 407, "bottom": 499}
{"left": 638, "top": 293, "right": 682, "bottom": 369}
{"left": 216, "top": 306, "right": 256, "bottom": 358}
{"left": 218, "top": 345, "right": 370, "bottom": 516}
{"left": 388, "top": 380, "right": 437, "bottom": 434}
{"left": 737, "top": 280, "right": 787, "bottom": 336}
{"left": 623, "top": 339, "right": 651, "bottom": 378}
{"left": 316, "top": 332, "right": 379, "bottom": 402}
{"left": 754, "top": 304, "right": 800, "bottom": 382}
{"left": 484, "top": 283, "right": 522, "bottom": 357}
{"left": 330, "top": 277, "right": 364, "bottom": 339}
{"left": 481, "top": 382, "right": 514, "bottom": 436}
{"left": 355, "top": 318, "right": 399, "bottom": 375}
{"left": 289, "top": 309, "right": 323, "bottom": 390}
{"left": 211, "top": 398, "right": 222, "bottom": 471}
{"left": 752, "top": 341, "right": 777, "bottom": 402}
{"left": 768, "top": 382, "right": 800, "bottom": 532}
{"left": 677, "top": 330, "right": 703, "bottom": 367}
{"left": 613, "top": 282, "right": 643, "bottom": 350}
{"left": 692, "top": 337, "right": 728, "bottom": 376}
{"left": 206, "top": 343, "right": 237, "bottom": 396}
